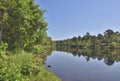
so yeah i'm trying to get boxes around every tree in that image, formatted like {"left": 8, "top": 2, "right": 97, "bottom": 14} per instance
{"left": 97, "top": 34, "right": 103, "bottom": 39}
{"left": 104, "top": 29, "right": 114, "bottom": 38}
{"left": 0, "top": 0, "right": 48, "bottom": 49}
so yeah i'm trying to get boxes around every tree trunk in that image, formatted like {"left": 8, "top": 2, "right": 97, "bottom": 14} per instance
{"left": 0, "top": 27, "right": 3, "bottom": 39}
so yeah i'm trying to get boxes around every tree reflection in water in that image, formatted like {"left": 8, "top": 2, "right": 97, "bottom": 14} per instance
{"left": 55, "top": 46, "right": 120, "bottom": 66}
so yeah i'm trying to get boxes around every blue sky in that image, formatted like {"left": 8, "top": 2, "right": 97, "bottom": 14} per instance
{"left": 35, "top": 0, "right": 120, "bottom": 40}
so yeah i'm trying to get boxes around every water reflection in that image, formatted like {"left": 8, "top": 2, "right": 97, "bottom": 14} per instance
{"left": 45, "top": 47, "right": 120, "bottom": 81}
{"left": 55, "top": 46, "right": 120, "bottom": 66}
{"left": 45, "top": 51, "right": 120, "bottom": 81}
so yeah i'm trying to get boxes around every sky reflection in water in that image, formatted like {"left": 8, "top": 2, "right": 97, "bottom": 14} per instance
{"left": 45, "top": 51, "right": 120, "bottom": 81}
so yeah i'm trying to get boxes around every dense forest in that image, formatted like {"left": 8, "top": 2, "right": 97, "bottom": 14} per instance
{"left": 0, "top": 0, "right": 51, "bottom": 51}
{"left": 0, "top": 0, "right": 60, "bottom": 81}
{"left": 55, "top": 29, "right": 120, "bottom": 49}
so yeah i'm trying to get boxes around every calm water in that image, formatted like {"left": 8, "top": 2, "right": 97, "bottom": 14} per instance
{"left": 45, "top": 51, "right": 120, "bottom": 81}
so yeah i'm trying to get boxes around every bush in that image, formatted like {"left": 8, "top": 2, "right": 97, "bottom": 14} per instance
{"left": 0, "top": 41, "right": 8, "bottom": 54}
{"left": 0, "top": 52, "right": 42, "bottom": 81}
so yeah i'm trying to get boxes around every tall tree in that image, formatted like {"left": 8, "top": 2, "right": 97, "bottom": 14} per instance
{"left": 0, "top": 0, "right": 48, "bottom": 49}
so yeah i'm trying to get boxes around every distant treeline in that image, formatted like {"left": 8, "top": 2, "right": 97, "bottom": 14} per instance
{"left": 54, "top": 29, "right": 120, "bottom": 49}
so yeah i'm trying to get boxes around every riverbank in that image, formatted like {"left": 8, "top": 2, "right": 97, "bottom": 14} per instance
{"left": 0, "top": 49, "right": 60, "bottom": 81}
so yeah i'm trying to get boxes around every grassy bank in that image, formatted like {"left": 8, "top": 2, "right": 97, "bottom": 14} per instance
{"left": 0, "top": 50, "right": 60, "bottom": 81}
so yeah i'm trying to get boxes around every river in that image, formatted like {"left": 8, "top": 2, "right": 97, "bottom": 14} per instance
{"left": 44, "top": 48, "right": 120, "bottom": 81}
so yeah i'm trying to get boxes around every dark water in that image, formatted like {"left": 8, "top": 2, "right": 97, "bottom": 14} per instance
{"left": 45, "top": 49, "right": 120, "bottom": 81}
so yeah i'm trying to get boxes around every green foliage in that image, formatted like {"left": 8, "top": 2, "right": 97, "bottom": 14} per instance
{"left": 0, "top": 41, "right": 8, "bottom": 51}
{"left": 0, "top": 51, "right": 60, "bottom": 81}
{"left": 0, "top": 52, "right": 41, "bottom": 81}
{"left": 0, "top": 0, "right": 50, "bottom": 50}
{"left": 0, "top": 41, "right": 8, "bottom": 56}
{"left": 0, "top": 0, "right": 58, "bottom": 81}
{"left": 55, "top": 29, "right": 120, "bottom": 49}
